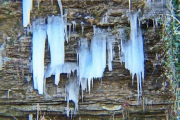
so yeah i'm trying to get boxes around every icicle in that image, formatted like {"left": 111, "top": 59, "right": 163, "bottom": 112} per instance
{"left": 22, "top": 0, "right": 33, "bottom": 27}
{"left": 57, "top": 0, "right": 63, "bottom": 17}
{"left": 64, "top": 14, "right": 68, "bottom": 42}
{"left": 119, "top": 28, "right": 128, "bottom": 64}
{"left": 91, "top": 29, "right": 107, "bottom": 78}
{"left": 78, "top": 38, "right": 91, "bottom": 79}
{"left": 32, "top": 19, "right": 46, "bottom": 94}
{"left": 155, "top": 18, "right": 158, "bottom": 27}
{"left": 78, "top": 27, "right": 114, "bottom": 95}
{"left": 71, "top": 21, "right": 76, "bottom": 32}
{"left": 107, "top": 35, "right": 114, "bottom": 71}
{"left": 36, "top": 0, "right": 41, "bottom": 9}
{"left": 66, "top": 77, "right": 79, "bottom": 117}
{"left": 93, "top": 25, "right": 96, "bottom": 34}
{"left": 138, "top": 19, "right": 141, "bottom": 28}
{"left": 46, "top": 15, "right": 67, "bottom": 85}
{"left": 28, "top": 114, "right": 33, "bottom": 120}
{"left": 81, "top": 22, "right": 84, "bottom": 35}
{"left": 129, "top": 0, "right": 131, "bottom": 12}
{"left": 54, "top": 68, "right": 61, "bottom": 85}
{"left": 119, "top": 12, "right": 144, "bottom": 100}
{"left": 88, "top": 78, "right": 91, "bottom": 94}
{"left": 0, "top": 43, "right": 5, "bottom": 70}
{"left": 80, "top": 78, "right": 87, "bottom": 101}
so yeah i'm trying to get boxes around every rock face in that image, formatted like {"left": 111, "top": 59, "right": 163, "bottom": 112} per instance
{"left": 0, "top": 0, "right": 173, "bottom": 120}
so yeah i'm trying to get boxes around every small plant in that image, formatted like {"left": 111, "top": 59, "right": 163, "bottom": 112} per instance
{"left": 162, "top": 0, "right": 180, "bottom": 119}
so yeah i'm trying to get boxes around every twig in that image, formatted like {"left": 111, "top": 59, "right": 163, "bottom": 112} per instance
{"left": 109, "top": 111, "right": 117, "bottom": 120}
{"left": 166, "top": 14, "right": 180, "bottom": 24}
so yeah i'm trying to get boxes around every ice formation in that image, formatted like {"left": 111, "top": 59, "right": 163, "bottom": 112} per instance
{"left": 120, "top": 12, "right": 144, "bottom": 100}
{"left": 81, "top": 22, "right": 84, "bottom": 35}
{"left": 77, "top": 27, "right": 114, "bottom": 97}
{"left": 0, "top": 43, "right": 5, "bottom": 70}
{"left": 45, "top": 0, "right": 69, "bottom": 85}
{"left": 45, "top": 62, "right": 78, "bottom": 85}
{"left": 107, "top": 34, "right": 115, "bottom": 71}
{"left": 32, "top": 19, "right": 46, "bottom": 94}
{"left": 77, "top": 38, "right": 92, "bottom": 95}
{"left": 46, "top": 16, "right": 66, "bottom": 85}
{"left": 91, "top": 28, "right": 107, "bottom": 78}
{"left": 71, "top": 21, "right": 76, "bottom": 32}
{"left": 66, "top": 77, "right": 79, "bottom": 117}
{"left": 22, "top": 0, "right": 33, "bottom": 27}
{"left": 118, "top": 28, "right": 127, "bottom": 63}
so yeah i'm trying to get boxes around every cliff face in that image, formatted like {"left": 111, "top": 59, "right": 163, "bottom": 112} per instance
{"left": 0, "top": 0, "right": 173, "bottom": 119}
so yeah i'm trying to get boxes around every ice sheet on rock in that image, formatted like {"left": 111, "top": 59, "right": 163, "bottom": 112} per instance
{"left": 118, "top": 28, "right": 128, "bottom": 63}
{"left": 32, "top": 19, "right": 46, "bottom": 94}
{"left": 71, "top": 21, "right": 76, "bottom": 32}
{"left": 22, "top": 0, "right": 33, "bottom": 27}
{"left": 66, "top": 77, "right": 79, "bottom": 117}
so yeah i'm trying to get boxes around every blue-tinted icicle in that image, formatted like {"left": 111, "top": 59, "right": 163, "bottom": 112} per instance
{"left": 120, "top": 12, "right": 144, "bottom": 100}
{"left": 32, "top": 19, "right": 46, "bottom": 94}
{"left": 22, "top": 0, "right": 33, "bottom": 27}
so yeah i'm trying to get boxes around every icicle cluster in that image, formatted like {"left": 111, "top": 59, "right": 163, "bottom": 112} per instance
{"left": 119, "top": 12, "right": 144, "bottom": 100}
{"left": 46, "top": 16, "right": 66, "bottom": 85}
{"left": 32, "top": 0, "right": 74, "bottom": 94}
{"left": 45, "top": 62, "right": 78, "bottom": 85}
{"left": 32, "top": 19, "right": 46, "bottom": 94}
{"left": 66, "top": 77, "right": 79, "bottom": 117}
{"left": 22, "top": 0, "right": 33, "bottom": 27}
{"left": 91, "top": 27, "right": 107, "bottom": 78}
{"left": 28, "top": 0, "right": 145, "bottom": 117}
{"left": 32, "top": 15, "right": 77, "bottom": 90}
{"left": 77, "top": 27, "right": 115, "bottom": 98}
